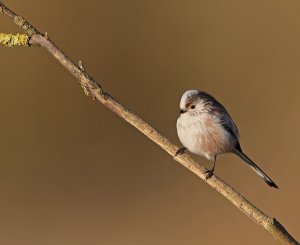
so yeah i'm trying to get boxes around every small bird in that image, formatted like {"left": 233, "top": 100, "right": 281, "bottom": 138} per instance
{"left": 176, "top": 89, "right": 278, "bottom": 188}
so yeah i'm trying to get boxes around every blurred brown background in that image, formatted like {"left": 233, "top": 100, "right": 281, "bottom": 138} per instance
{"left": 0, "top": 0, "right": 299, "bottom": 244}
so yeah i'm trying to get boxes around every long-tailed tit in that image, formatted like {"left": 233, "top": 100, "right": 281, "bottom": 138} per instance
{"left": 176, "top": 89, "right": 278, "bottom": 188}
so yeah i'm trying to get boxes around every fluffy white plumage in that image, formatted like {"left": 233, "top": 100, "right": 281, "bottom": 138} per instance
{"left": 177, "top": 90, "right": 233, "bottom": 160}
{"left": 176, "top": 89, "right": 278, "bottom": 188}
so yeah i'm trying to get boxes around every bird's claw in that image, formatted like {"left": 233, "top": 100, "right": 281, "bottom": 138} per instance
{"left": 205, "top": 168, "right": 214, "bottom": 181}
{"left": 174, "top": 147, "right": 187, "bottom": 157}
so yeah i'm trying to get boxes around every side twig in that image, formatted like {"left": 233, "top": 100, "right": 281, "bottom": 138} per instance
{"left": 0, "top": 2, "right": 298, "bottom": 244}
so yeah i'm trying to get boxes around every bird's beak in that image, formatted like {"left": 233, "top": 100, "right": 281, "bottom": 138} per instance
{"left": 179, "top": 109, "right": 186, "bottom": 114}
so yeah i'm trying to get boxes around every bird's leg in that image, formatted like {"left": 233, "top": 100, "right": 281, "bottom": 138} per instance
{"left": 205, "top": 155, "right": 217, "bottom": 180}
{"left": 174, "top": 147, "right": 187, "bottom": 157}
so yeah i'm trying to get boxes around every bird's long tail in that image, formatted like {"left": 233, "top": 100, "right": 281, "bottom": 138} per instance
{"left": 234, "top": 149, "right": 278, "bottom": 188}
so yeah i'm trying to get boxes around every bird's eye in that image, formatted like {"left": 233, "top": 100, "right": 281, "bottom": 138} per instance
{"left": 191, "top": 105, "right": 195, "bottom": 109}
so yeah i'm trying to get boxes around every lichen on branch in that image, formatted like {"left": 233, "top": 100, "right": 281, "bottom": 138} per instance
{"left": 0, "top": 33, "right": 29, "bottom": 47}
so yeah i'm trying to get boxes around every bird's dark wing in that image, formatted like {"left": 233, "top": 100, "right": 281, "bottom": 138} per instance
{"left": 198, "top": 91, "right": 240, "bottom": 139}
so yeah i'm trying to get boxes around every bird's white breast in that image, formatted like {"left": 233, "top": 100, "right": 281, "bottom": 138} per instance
{"left": 177, "top": 112, "right": 231, "bottom": 160}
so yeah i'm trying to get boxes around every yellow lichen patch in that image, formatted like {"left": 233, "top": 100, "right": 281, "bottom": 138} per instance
{"left": 0, "top": 33, "right": 29, "bottom": 47}
{"left": 81, "top": 85, "right": 90, "bottom": 96}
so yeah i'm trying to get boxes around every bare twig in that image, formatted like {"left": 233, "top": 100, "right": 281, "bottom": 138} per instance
{"left": 0, "top": 2, "right": 298, "bottom": 244}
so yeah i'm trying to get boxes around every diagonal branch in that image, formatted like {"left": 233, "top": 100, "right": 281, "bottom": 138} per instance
{"left": 0, "top": 2, "right": 298, "bottom": 244}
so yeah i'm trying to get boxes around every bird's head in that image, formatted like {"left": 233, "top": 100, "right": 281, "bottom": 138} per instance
{"left": 179, "top": 89, "right": 206, "bottom": 115}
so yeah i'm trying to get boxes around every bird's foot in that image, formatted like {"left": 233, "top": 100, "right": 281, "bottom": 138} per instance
{"left": 205, "top": 168, "right": 215, "bottom": 181}
{"left": 174, "top": 147, "right": 187, "bottom": 157}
